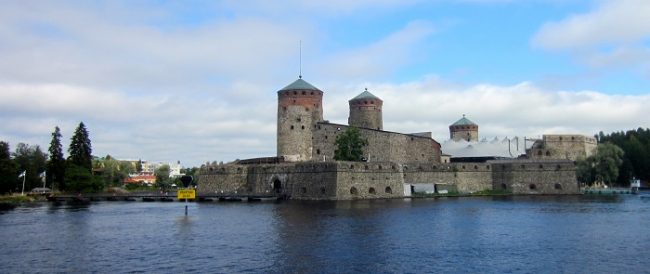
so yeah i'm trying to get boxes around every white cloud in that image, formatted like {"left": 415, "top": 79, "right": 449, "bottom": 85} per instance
{"left": 532, "top": 0, "right": 650, "bottom": 50}
{"left": 532, "top": 0, "right": 650, "bottom": 72}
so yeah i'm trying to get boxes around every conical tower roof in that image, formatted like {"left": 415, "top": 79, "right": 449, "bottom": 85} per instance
{"left": 350, "top": 88, "right": 381, "bottom": 101}
{"left": 451, "top": 115, "right": 477, "bottom": 126}
{"left": 279, "top": 77, "right": 321, "bottom": 91}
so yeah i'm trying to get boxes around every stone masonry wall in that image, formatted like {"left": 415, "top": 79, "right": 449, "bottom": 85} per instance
{"left": 527, "top": 134, "right": 597, "bottom": 161}
{"left": 311, "top": 122, "right": 441, "bottom": 164}
{"left": 402, "top": 162, "right": 493, "bottom": 193}
{"left": 198, "top": 159, "right": 580, "bottom": 200}
{"left": 490, "top": 159, "right": 579, "bottom": 194}
{"left": 334, "top": 161, "right": 405, "bottom": 200}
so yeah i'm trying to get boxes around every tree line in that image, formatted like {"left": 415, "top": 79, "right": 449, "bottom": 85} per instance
{"left": 594, "top": 128, "right": 650, "bottom": 185}
{"left": 1, "top": 122, "right": 200, "bottom": 194}
{"left": 0, "top": 122, "right": 100, "bottom": 193}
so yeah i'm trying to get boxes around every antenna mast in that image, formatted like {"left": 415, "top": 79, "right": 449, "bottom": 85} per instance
{"left": 299, "top": 40, "right": 302, "bottom": 79}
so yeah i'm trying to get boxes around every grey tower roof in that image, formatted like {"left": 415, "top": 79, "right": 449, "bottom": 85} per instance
{"left": 451, "top": 115, "right": 477, "bottom": 126}
{"left": 280, "top": 77, "right": 321, "bottom": 91}
{"left": 350, "top": 88, "right": 381, "bottom": 101}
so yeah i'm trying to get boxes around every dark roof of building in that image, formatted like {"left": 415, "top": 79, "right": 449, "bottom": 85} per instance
{"left": 279, "top": 77, "right": 321, "bottom": 91}
{"left": 350, "top": 88, "right": 381, "bottom": 101}
{"left": 451, "top": 115, "right": 477, "bottom": 126}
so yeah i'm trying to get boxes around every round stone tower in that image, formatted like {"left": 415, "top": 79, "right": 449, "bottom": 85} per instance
{"left": 348, "top": 88, "right": 383, "bottom": 130}
{"left": 277, "top": 77, "right": 323, "bottom": 161}
{"left": 449, "top": 114, "right": 479, "bottom": 142}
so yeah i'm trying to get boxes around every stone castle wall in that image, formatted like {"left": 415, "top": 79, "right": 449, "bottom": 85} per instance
{"left": 527, "top": 134, "right": 597, "bottom": 161}
{"left": 402, "top": 162, "right": 493, "bottom": 193}
{"left": 491, "top": 159, "right": 579, "bottom": 194}
{"left": 198, "top": 159, "right": 578, "bottom": 200}
{"left": 334, "top": 162, "right": 405, "bottom": 200}
{"left": 311, "top": 122, "right": 441, "bottom": 164}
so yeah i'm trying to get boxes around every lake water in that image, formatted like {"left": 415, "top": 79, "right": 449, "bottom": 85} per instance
{"left": 1, "top": 194, "right": 649, "bottom": 273}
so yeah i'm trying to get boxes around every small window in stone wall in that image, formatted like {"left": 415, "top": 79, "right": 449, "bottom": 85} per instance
{"left": 546, "top": 151, "right": 551, "bottom": 156}
{"left": 311, "top": 92, "right": 314, "bottom": 95}
{"left": 350, "top": 187, "right": 358, "bottom": 195}
{"left": 365, "top": 165, "right": 369, "bottom": 170}
{"left": 433, "top": 165, "right": 437, "bottom": 169}
{"left": 337, "top": 127, "right": 341, "bottom": 131}
{"left": 301, "top": 187, "right": 307, "bottom": 194}
{"left": 392, "top": 165, "right": 396, "bottom": 170}
{"left": 539, "top": 164, "right": 543, "bottom": 169}
{"left": 369, "top": 187, "right": 376, "bottom": 194}
{"left": 501, "top": 183, "right": 507, "bottom": 190}
{"left": 283, "top": 107, "right": 287, "bottom": 111}
{"left": 554, "top": 183, "right": 562, "bottom": 190}
{"left": 293, "top": 91, "right": 297, "bottom": 95}
{"left": 325, "top": 136, "right": 328, "bottom": 139}
{"left": 301, "top": 125, "right": 305, "bottom": 130}
{"left": 350, "top": 164, "right": 354, "bottom": 169}
{"left": 316, "top": 149, "right": 321, "bottom": 155}
{"left": 290, "top": 125, "right": 294, "bottom": 130}
{"left": 538, "top": 150, "right": 542, "bottom": 156}
{"left": 474, "top": 165, "right": 478, "bottom": 169}
{"left": 462, "top": 165, "right": 466, "bottom": 169}
{"left": 378, "top": 165, "right": 382, "bottom": 169}
{"left": 529, "top": 184, "right": 537, "bottom": 190}
{"left": 297, "top": 118, "right": 301, "bottom": 122}
{"left": 302, "top": 91, "right": 306, "bottom": 95}
{"left": 306, "top": 108, "right": 310, "bottom": 111}
{"left": 556, "top": 165, "right": 561, "bottom": 170}
{"left": 486, "top": 165, "right": 490, "bottom": 170}
{"left": 320, "top": 187, "right": 326, "bottom": 195}
{"left": 385, "top": 187, "right": 392, "bottom": 194}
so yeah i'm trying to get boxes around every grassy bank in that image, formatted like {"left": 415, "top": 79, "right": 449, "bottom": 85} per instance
{"left": 0, "top": 195, "right": 38, "bottom": 210}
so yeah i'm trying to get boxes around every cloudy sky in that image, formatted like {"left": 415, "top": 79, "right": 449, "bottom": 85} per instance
{"left": 1, "top": 0, "right": 649, "bottom": 167}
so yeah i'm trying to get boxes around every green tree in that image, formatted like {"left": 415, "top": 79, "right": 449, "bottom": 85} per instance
{"left": 0, "top": 141, "right": 18, "bottom": 193}
{"left": 577, "top": 143, "right": 624, "bottom": 186}
{"left": 13, "top": 143, "right": 47, "bottom": 192}
{"left": 64, "top": 164, "right": 102, "bottom": 193}
{"left": 68, "top": 122, "right": 92, "bottom": 172}
{"left": 155, "top": 164, "right": 171, "bottom": 190}
{"left": 47, "top": 126, "right": 66, "bottom": 190}
{"left": 334, "top": 127, "right": 368, "bottom": 161}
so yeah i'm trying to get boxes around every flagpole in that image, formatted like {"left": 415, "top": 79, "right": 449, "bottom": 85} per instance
{"left": 21, "top": 173, "right": 26, "bottom": 196}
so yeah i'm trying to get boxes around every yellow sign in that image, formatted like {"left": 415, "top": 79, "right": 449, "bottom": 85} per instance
{"left": 177, "top": 189, "right": 196, "bottom": 199}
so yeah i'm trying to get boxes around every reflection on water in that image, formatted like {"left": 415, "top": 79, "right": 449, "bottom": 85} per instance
{"left": 1, "top": 194, "right": 649, "bottom": 273}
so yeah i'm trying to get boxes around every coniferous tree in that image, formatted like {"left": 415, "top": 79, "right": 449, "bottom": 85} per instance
{"left": 0, "top": 141, "right": 18, "bottom": 193}
{"left": 68, "top": 122, "right": 92, "bottom": 172}
{"left": 47, "top": 126, "right": 66, "bottom": 190}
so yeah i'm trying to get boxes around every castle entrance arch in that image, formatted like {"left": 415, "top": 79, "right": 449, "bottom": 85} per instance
{"left": 272, "top": 178, "right": 282, "bottom": 194}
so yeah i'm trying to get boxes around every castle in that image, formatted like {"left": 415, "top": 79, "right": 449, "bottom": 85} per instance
{"left": 198, "top": 77, "right": 589, "bottom": 200}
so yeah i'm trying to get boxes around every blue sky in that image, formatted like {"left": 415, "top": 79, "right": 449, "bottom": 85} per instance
{"left": 1, "top": 0, "right": 649, "bottom": 167}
